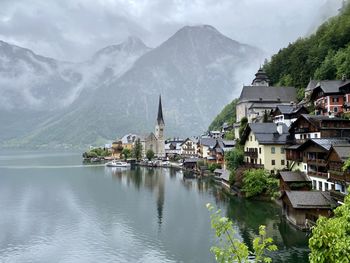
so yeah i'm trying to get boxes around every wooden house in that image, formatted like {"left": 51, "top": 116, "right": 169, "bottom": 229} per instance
{"left": 281, "top": 191, "right": 335, "bottom": 230}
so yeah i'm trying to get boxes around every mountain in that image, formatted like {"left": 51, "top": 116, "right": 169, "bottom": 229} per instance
{"left": 1, "top": 25, "right": 264, "bottom": 148}
{"left": 263, "top": 2, "right": 350, "bottom": 99}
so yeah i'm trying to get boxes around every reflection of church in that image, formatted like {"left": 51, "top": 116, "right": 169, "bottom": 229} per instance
{"left": 141, "top": 96, "right": 166, "bottom": 158}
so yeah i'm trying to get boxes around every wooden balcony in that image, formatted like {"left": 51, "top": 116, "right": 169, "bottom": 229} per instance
{"left": 242, "top": 163, "right": 264, "bottom": 169}
{"left": 244, "top": 151, "right": 258, "bottom": 158}
{"left": 307, "top": 159, "right": 327, "bottom": 166}
{"left": 328, "top": 170, "right": 350, "bottom": 183}
{"left": 308, "top": 171, "right": 328, "bottom": 178}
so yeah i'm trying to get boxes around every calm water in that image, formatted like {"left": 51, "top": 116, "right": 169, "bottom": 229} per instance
{"left": 0, "top": 152, "right": 309, "bottom": 263}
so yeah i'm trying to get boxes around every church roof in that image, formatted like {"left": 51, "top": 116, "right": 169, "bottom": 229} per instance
{"left": 238, "top": 86, "right": 296, "bottom": 103}
{"left": 157, "top": 95, "right": 165, "bottom": 125}
{"left": 252, "top": 68, "right": 270, "bottom": 85}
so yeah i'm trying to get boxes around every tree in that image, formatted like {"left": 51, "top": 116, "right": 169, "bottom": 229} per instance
{"left": 224, "top": 130, "right": 235, "bottom": 140}
{"left": 225, "top": 148, "right": 244, "bottom": 171}
{"left": 146, "top": 149, "right": 155, "bottom": 161}
{"left": 133, "top": 138, "right": 143, "bottom": 161}
{"left": 207, "top": 203, "right": 277, "bottom": 263}
{"left": 242, "top": 169, "right": 279, "bottom": 198}
{"left": 239, "top": 117, "right": 248, "bottom": 139}
{"left": 121, "top": 148, "right": 131, "bottom": 160}
{"left": 308, "top": 188, "right": 350, "bottom": 262}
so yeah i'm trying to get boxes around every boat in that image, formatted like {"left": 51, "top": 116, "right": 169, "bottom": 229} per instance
{"left": 105, "top": 160, "right": 131, "bottom": 167}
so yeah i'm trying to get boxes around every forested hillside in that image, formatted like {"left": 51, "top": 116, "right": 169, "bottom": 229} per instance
{"left": 264, "top": 2, "right": 350, "bottom": 100}
{"left": 208, "top": 99, "right": 237, "bottom": 131}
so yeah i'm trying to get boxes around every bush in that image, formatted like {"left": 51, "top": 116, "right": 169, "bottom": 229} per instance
{"left": 208, "top": 163, "right": 222, "bottom": 173}
{"left": 242, "top": 169, "right": 279, "bottom": 198}
{"left": 225, "top": 148, "right": 244, "bottom": 171}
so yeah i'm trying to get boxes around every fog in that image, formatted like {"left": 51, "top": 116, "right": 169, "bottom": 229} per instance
{"left": 0, "top": 0, "right": 343, "bottom": 62}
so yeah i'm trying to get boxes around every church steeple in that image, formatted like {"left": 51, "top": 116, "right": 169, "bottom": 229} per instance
{"left": 157, "top": 95, "right": 165, "bottom": 125}
{"left": 251, "top": 67, "right": 270, "bottom": 86}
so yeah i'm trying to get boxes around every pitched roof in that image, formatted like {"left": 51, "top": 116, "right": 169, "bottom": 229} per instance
{"left": 238, "top": 86, "right": 296, "bottom": 103}
{"left": 305, "top": 80, "right": 319, "bottom": 91}
{"left": 315, "top": 80, "right": 350, "bottom": 93}
{"left": 279, "top": 171, "right": 310, "bottom": 182}
{"left": 285, "top": 191, "right": 335, "bottom": 209}
{"left": 330, "top": 144, "right": 350, "bottom": 161}
{"left": 241, "top": 123, "right": 289, "bottom": 145}
{"left": 199, "top": 137, "right": 217, "bottom": 147}
{"left": 299, "top": 138, "right": 350, "bottom": 152}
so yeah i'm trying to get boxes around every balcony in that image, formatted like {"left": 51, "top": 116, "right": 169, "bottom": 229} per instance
{"left": 242, "top": 163, "right": 264, "bottom": 169}
{"left": 244, "top": 151, "right": 258, "bottom": 158}
{"left": 308, "top": 171, "right": 328, "bottom": 178}
{"left": 329, "top": 170, "right": 350, "bottom": 183}
{"left": 295, "top": 127, "right": 310, "bottom": 133}
{"left": 307, "top": 159, "right": 327, "bottom": 166}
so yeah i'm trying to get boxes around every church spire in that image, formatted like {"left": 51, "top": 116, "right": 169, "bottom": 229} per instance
{"left": 157, "top": 95, "right": 164, "bottom": 125}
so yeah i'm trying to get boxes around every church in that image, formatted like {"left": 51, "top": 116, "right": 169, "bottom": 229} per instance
{"left": 140, "top": 96, "right": 166, "bottom": 158}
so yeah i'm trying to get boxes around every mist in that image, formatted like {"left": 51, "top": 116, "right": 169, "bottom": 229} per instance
{"left": 0, "top": 0, "right": 343, "bottom": 62}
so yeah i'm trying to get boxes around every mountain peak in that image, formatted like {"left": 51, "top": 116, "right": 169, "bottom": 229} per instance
{"left": 179, "top": 24, "right": 219, "bottom": 33}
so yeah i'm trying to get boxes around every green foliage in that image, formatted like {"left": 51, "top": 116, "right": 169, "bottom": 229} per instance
{"left": 83, "top": 147, "right": 110, "bottom": 158}
{"left": 133, "top": 138, "right": 143, "bottom": 161}
{"left": 242, "top": 169, "right": 279, "bottom": 198}
{"left": 208, "top": 163, "right": 222, "bottom": 173}
{"left": 264, "top": 3, "right": 350, "bottom": 96}
{"left": 207, "top": 203, "right": 277, "bottom": 263}
{"left": 121, "top": 148, "right": 131, "bottom": 160}
{"left": 209, "top": 99, "right": 238, "bottom": 131}
{"left": 308, "top": 188, "right": 350, "bottom": 263}
{"left": 146, "top": 149, "right": 155, "bottom": 161}
{"left": 224, "top": 130, "right": 235, "bottom": 140}
{"left": 342, "top": 157, "right": 350, "bottom": 172}
{"left": 225, "top": 148, "right": 244, "bottom": 171}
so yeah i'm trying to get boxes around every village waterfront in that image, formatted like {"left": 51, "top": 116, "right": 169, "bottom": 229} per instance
{"left": 0, "top": 151, "right": 309, "bottom": 263}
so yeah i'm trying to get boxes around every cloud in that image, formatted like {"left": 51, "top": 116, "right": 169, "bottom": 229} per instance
{"left": 0, "top": 0, "right": 343, "bottom": 62}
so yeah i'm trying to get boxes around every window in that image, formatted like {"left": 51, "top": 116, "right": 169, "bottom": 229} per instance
{"left": 312, "top": 180, "right": 316, "bottom": 189}
{"left": 334, "top": 107, "right": 338, "bottom": 113}
{"left": 271, "top": 147, "right": 275, "bottom": 154}
{"left": 250, "top": 136, "right": 252, "bottom": 141}
{"left": 307, "top": 134, "right": 311, "bottom": 138}
{"left": 318, "top": 181, "right": 322, "bottom": 191}
{"left": 315, "top": 134, "right": 318, "bottom": 138}
{"left": 259, "top": 158, "right": 262, "bottom": 164}
{"left": 280, "top": 147, "right": 285, "bottom": 154}
{"left": 281, "top": 160, "right": 285, "bottom": 165}
{"left": 271, "top": 160, "right": 275, "bottom": 166}
{"left": 259, "top": 147, "right": 261, "bottom": 154}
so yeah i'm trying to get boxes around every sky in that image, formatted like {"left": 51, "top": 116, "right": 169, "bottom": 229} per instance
{"left": 0, "top": 0, "right": 343, "bottom": 62}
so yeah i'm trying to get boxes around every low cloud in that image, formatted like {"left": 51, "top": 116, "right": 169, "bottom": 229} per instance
{"left": 0, "top": 0, "right": 343, "bottom": 62}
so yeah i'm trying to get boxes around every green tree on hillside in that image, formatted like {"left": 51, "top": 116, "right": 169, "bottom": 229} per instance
{"left": 209, "top": 99, "right": 238, "bottom": 131}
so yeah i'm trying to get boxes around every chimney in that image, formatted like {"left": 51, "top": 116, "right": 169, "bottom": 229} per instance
{"left": 277, "top": 123, "right": 283, "bottom": 135}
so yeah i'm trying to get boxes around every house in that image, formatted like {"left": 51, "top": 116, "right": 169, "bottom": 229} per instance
{"left": 214, "top": 169, "right": 230, "bottom": 189}
{"left": 111, "top": 140, "right": 123, "bottom": 158}
{"left": 197, "top": 137, "right": 217, "bottom": 159}
{"left": 180, "top": 137, "right": 198, "bottom": 157}
{"left": 281, "top": 191, "right": 336, "bottom": 230}
{"left": 165, "top": 138, "right": 183, "bottom": 157}
{"left": 310, "top": 79, "right": 350, "bottom": 116}
{"left": 270, "top": 105, "right": 308, "bottom": 127}
{"left": 278, "top": 171, "right": 311, "bottom": 192}
{"left": 292, "top": 138, "right": 350, "bottom": 191}
{"left": 208, "top": 130, "right": 222, "bottom": 139}
{"left": 236, "top": 68, "right": 297, "bottom": 123}
{"left": 141, "top": 96, "right": 166, "bottom": 158}
{"left": 288, "top": 114, "right": 350, "bottom": 143}
{"left": 120, "top": 134, "right": 139, "bottom": 150}
{"left": 326, "top": 144, "right": 350, "bottom": 200}
{"left": 183, "top": 158, "right": 200, "bottom": 170}
{"left": 240, "top": 123, "right": 289, "bottom": 173}
{"left": 207, "top": 139, "right": 236, "bottom": 165}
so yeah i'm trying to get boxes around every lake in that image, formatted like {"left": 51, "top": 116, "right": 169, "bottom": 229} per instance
{"left": 0, "top": 152, "right": 309, "bottom": 262}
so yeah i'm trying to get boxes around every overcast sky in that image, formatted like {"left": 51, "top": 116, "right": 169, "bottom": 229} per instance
{"left": 0, "top": 0, "right": 343, "bottom": 62}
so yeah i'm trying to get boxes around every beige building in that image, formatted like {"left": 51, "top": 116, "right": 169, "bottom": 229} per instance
{"left": 236, "top": 68, "right": 296, "bottom": 124}
{"left": 241, "top": 123, "right": 289, "bottom": 173}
